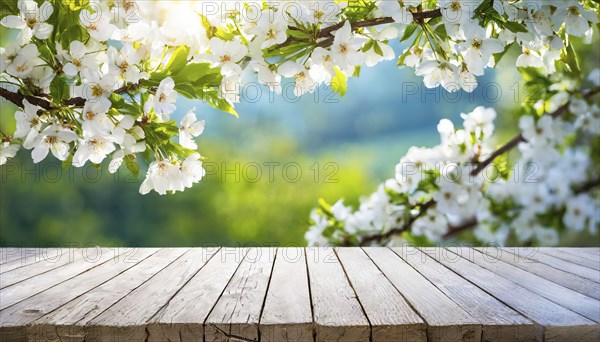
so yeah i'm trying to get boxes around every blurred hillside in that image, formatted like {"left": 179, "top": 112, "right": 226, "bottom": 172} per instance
{"left": 2, "top": 35, "right": 598, "bottom": 246}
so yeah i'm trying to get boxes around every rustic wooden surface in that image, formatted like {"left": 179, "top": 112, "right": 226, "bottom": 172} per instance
{"left": 0, "top": 247, "right": 598, "bottom": 342}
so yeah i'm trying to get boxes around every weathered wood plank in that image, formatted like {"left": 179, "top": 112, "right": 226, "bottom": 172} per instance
{"left": 0, "top": 248, "right": 118, "bottom": 310}
{"left": 363, "top": 247, "right": 481, "bottom": 342}
{"left": 336, "top": 248, "right": 426, "bottom": 342}
{"left": 425, "top": 248, "right": 599, "bottom": 342}
{"left": 0, "top": 248, "right": 55, "bottom": 265}
{"left": 521, "top": 249, "right": 599, "bottom": 283}
{"left": 0, "top": 248, "right": 157, "bottom": 341}
{"left": 147, "top": 247, "right": 247, "bottom": 342}
{"left": 487, "top": 247, "right": 600, "bottom": 300}
{"left": 28, "top": 248, "right": 188, "bottom": 342}
{"left": 578, "top": 248, "right": 600, "bottom": 255}
{"left": 1, "top": 249, "right": 88, "bottom": 289}
{"left": 0, "top": 248, "right": 65, "bottom": 273}
{"left": 469, "top": 247, "right": 600, "bottom": 322}
{"left": 260, "top": 248, "right": 313, "bottom": 342}
{"left": 204, "top": 247, "right": 276, "bottom": 342}
{"left": 306, "top": 247, "right": 370, "bottom": 342}
{"left": 395, "top": 247, "right": 536, "bottom": 342}
{"left": 537, "top": 248, "right": 600, "bottom": 271}
{"left": 86, "top": 248, "right": 218, "bottom": 341}
{"left": 557, "top": 248, "right": 600, "bottom": 261}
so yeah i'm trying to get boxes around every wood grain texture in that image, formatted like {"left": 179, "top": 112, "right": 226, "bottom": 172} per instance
{"left": 468, "top": 247, "right": 600, "bottom": 322}
{"left": 306, "top": 247, "right": 370, "bottom": 342}
{"left": 1, "top": 247, "right": 599, "bottom": 342}
{"left": 0, "top": 248, "right": 117, "bottom": 311}
{"left": 537, "top": 248, "right": 600, "bottom": 271}
{"left": 336, "top": 248, "right": 426, "bottom": 342}
{"left": 204, "top": 247, "right": 276, "bottom": 342}
{"left": 396, "top": 248, "right": 536, "bottom": 342}
{"left": 1, "top": 248, "right": 156, "bottom": 341}
{"left": 85, "top": 248, "right": 218, "bottom": 341}
{"left": 147, "top": 247, "right": 247, "bottom": 342}
{"left": 0, "top": 248, "right": 66, "bottom": 273}
{"left": 260, "top": 248, "right": 313, "bottom": 342}
{"left": 519, "top": 249, "right": 599, "bottom": 283}
{"left": 28, "top": 248, "right": 188, "bottom": 342}
{"left": 0, "top": 247, "right": 65, "bottom": 273}
{"left": 425, "top": 248, "right": 599, "bottom": 342}
{"left": 487, "top": 247, "right": 600, "bottom": 300}
{"left": 363, "top": 247, "right": 481, "bottom": 342}
{"left": 556, "top": 248, "right": 600, "bottom": 261}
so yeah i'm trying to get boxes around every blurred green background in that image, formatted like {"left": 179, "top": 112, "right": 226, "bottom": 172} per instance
{"left": 1, "top": 29, "right": 599, "bottom": 247}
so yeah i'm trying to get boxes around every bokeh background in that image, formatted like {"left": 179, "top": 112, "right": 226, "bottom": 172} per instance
{"left": 1, "top": 18, "right": 599, "bottom": 247}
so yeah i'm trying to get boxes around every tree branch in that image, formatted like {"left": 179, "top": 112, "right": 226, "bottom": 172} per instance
{"left": 353, "top": 200, "right": 435, "bottom": 246}
{"left": 355, "top": 87, "right": 600, "bottom": 246}
{"left": 470, "top": 87, "right": 600, "bottom": 176}
{"left": 0, "top": 87, "right": 54, "bottom": 111}
{"left": 574, "top": 177, "right": 600, "bottom": 194}
{"left": 0, "top": 83, "right": 140, "bottom": 113}
{"left": 278, "top": 9, "right": 442, "bottom": 49}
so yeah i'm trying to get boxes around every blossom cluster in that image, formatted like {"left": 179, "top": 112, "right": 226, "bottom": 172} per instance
{"left": 306, "top": 70, "right": 600, "bottom": 246}
{"left": 1, "top": 0, "right": 599, "bottom": 196}
{"left": 1, "top": 0, "right": 214, "bottom": 194}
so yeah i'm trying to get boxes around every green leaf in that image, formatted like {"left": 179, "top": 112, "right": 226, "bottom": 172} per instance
{"left": 62, "top": 153, "right": 73, "bottom": 169}
{"left": 373, "top": 42, "right": 384, "bottom": 57}
{"left": 0, "top": 0, "right": 19, "bottom": 17}
{"left": 154, "top": 120, "right": 179, "bottom": 136}
{"left": 172, "top": 63, "right": 222, "bottom": 88}
{"left": 50, "top": 76, "right": 70, "bottom": 103}
{"left": 563, "top": 43, "right": 581, "bottom": 76}
{"left": 38, "top": 44, "right": 55, "bottom": 65}
{"left": 164, "top": 45, "right": 191, "bottom": 74}
{"left": 109, "top": 93, "right": 140, "bottom": 116}
{"left": 493, "top": 42, "right": 514, "bottom": 64}
{"left": 400, "top": 24, "right": 419, "bottom": 42}
{"left": 503, "top": 21, "right": 528, "bottom": 33}
{"left": 61, "top": 0, "right": 89, "bottom": 11}
{"left": 204, "top": 91, "right": 238, "bottom": 117}
{"left": 60, "top": 25, "right": 89, "bottom": 48}
{"left": 331, "top": 67, "right": 347, "bottom": 97}
{"left": 124, "top": 154, "right": 139, "bottom": 178}
{"left": 174, "top": 83, "right": 197, "bottom": 99}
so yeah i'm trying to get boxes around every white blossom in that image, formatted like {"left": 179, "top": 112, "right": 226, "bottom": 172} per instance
{"left": 0, "top": 142, "right": 19, "bottom": 165}
{"left": 154, "top": 77, "right": 178, "bottom": 120}
{"left": 1, "top": 0, "right": 54, "bottom": 43}
{"left": 179, "top": 108, "right": 205, "bottom": 150}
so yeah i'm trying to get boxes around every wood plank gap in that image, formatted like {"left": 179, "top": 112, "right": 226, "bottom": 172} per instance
{"left": 2, "top": 248, "right": 158, "bottom": 341}
{"left": 363, "top": 247, "right": 481, "bottom": 342}
{"left": 395, "top": 247, "right": 536, "bottom": 342}
{"left": 489, "top": 247, "right": 600, "bottom": 300}
{"left": 0, "top": 248, "right": 121, "bottom": 311}
{"left": 86, "top": 248, "right": 218, "bottom": 341}
{"left": 431, "top": 247, "right": 598, "bottom": 341}
{"left": 469, "top": 248, "right": 600, "bottom": 322}
{"left": 536, "top": 249, "right": 600, "bottom": 271}
{"left": 147, "top": 247, "right": 221, "bottom": 324}
{"left": 259, "top": 248, "right": 312, "bottom": 342}
{"left": 334, "top": 248, "right": 373, "bottom": 342}
{"left": 256, "top": 247, "right": 279, "bottom": 342}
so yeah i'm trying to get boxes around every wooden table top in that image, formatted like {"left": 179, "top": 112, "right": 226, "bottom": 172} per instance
{"left": 0, "top": 247, "right": 598, "bottom": 341}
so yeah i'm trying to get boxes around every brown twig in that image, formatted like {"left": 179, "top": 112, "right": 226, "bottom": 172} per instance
{"left": 0, "top": 87, "right": 54, "bottom": 111}
{"left": 353, "top": 200, "right": 435, "bottom": 246}
{"left": 278, "top": 9, "right": 442, "bottom": 49}
{"left": 470, "top": 87, "right": 600, "bottom": 175}
{"left": 0, "top": 83, "right": 139, "bottom": 113}
{"left": 574, "top": 177, "right": 600, "bottom": 194}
